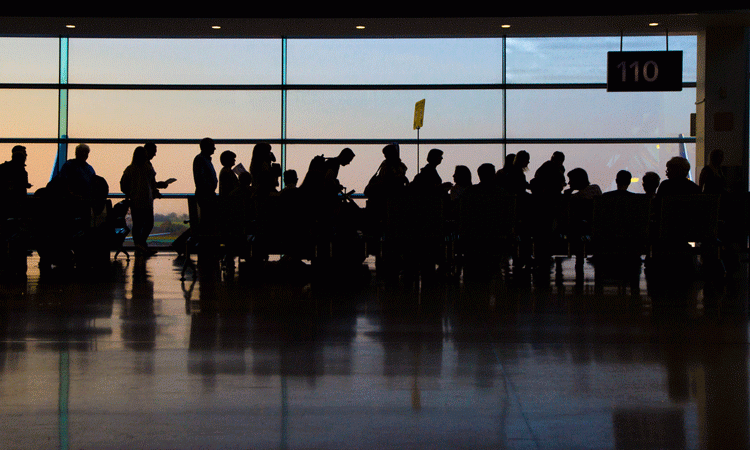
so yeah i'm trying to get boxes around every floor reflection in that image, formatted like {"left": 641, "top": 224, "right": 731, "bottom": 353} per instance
{"left": 0, "top": 252, "right": 747, "bottom": 449}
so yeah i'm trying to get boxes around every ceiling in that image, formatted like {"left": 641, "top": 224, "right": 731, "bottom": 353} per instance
{"left": 2, "top": 9, "right": 749, "bottom": 39}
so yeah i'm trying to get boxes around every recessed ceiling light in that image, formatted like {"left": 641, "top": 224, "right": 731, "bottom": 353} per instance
{"left": 649, "top": 22, "right": 659, "bottom": 27}
{"left": 356, "top": 25, "right": 365, "bottom": 30}
{"left": 501, "top": 24, "right": 511, "bottom": 29}
{"left": 65, "top": 24, "right": 75, "bottom": 29}
{"left": 211, "top": 25, "right": 221, "bottom": 30}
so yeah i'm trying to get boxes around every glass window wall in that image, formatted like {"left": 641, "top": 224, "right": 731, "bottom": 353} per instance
{"left": 0, "top": 34, "right": 698, "bottom": 221}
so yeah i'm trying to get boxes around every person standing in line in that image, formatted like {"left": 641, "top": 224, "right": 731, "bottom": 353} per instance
{"left": 60, "top": 143, "right": 96, "bottom": 201}
{"left": 59, "top": 143, "right": 99, "bottom": 225}
{"left": 0, "top": 145, "right": 32, "bottom": 220}
{"left": 193, "top": 137, "right": 219, "bottom": 232}
{"left": 323, "top": 147, "right": 356, "bottom": 196}
{"left": 218, "top": 150, "right": 240, "bottom": 198}
{"left": 411, "top": 148, "right": 451, "bottom": 195}
{"left": 121, "top": 146, "right": 158, "bottom": 256}
{"left": 144, "top": 142, "right": 176, "bottom": 191}
{"left": 249, "top": 143, "right": 277, "bottom": 196}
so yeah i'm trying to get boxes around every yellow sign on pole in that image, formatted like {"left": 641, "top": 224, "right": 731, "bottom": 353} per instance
{"left": 413, "top": 99, "right": 425, "bottom": 130}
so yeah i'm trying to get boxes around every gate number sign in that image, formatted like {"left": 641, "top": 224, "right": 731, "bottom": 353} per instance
{"left": 607, "top": 51, "right": 682, "bottom": 92}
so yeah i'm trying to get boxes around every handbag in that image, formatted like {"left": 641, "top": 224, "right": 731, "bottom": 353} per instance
{"left": 364, "top": 162, "right": 385, "bottom": 198}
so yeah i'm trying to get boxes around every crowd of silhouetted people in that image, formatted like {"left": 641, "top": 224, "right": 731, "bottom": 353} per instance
{"left": 0, "top": 140, "right": 745, "bottom": 284}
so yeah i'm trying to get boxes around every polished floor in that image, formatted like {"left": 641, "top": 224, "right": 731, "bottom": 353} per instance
{"left": 0, "top": 250, "right": 748, "bottom": 449}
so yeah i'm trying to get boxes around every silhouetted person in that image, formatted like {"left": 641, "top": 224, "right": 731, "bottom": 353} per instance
{"left": 0, "top": 145, "right": 31, "bottom": 276}
{"left": 120, "top": 146, "right": 158, "bottom": 256}
{"left": 494, "top": 152, "right": 515, "bottom": 188}
{"left": 449, "top": 165, "right": 472, "bottom": 202}
{"left": 0, "top": 145, "right": 31, "bottom": 220}
{"left": 281, "top": 170, "right": 298, "bottom": 193}
{"left": 324, "top": 147, "right": 355, "bottom": 197}
{"left": 228, "top": 171, "right": 256, "bottom": 238}
{"left": 401, "top": 148, "right": 452, "bottom": 282}
{"left": 642, "top": 171, "right": 660, "bottom": 198}
{"left": 530, "top": 151, "right": 566, "bottom": 196}
{"left": 650, "top": 159, "right": 704, "bottom": 299}
{"left": 461, "top": 163, "right": 505, "bottom": 201}
{"left": 234, "top": 170, "right": 255, "bottom": 203}
{"left": 218, "top": 150, "right": 239, "bottom": 198}
{"left": 458, "top": 163, "right": 508, "bottom": 281}
{"left": 503, "top": 150, "right": 530, "bottom": 195}
{"left": 192, "top": 137, "right": 218, "bottom": 231}
{"left": 249, "top": 143, "right": 277, "bottom": 196}
{"left": 365, "top": 143, "right": 409, "bottom": 240}
{"left": 447, "top": 165, "right": 473, "bottom": 222}
{"left": 58, "top": 143, "right": 101, "bottom": 228}
{"left": 564, "top": 168, "right": 601, "bottom": 248}
{"left": 411, "top": 148, "right": 451, "bottom": 195}
{"left": 277, "top": 168, "right": 303, "bottom": 232}
{"left": 365, "top": 143, "right": 409, "bottom": 203}
{"left": 699, "top": 149, "right": 727, "bottom": 195}
{"left": 144, "top": 142, "right": 173, "bottom": 191}
{"left": 603, "top": 170, "right": 635, "bottom": 196}
{"left": 565, "top": 167, "right": 602, "bottom": 199}
{"left": 60, "top": 143, "right": 96, "bottom": 203}
{"left": 528, "top": 152, "right": 567, "bottom": 268}
{"left": 656, "top": 157, "right": 700, "bottom": 196}
{"left": 502, "top": 151, "right": 533, "bottom": 264}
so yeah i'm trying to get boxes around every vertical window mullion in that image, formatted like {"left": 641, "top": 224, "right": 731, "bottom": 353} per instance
{"left": 280, "top": 37, "right": 287, "bottom": 187}
{"left": 54, "top": 36, "right": 69, "bottom": 181}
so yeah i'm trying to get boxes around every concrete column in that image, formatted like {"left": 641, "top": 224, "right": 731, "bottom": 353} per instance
{"left": 696, "top": 27, "right": 749, "bottom": 194}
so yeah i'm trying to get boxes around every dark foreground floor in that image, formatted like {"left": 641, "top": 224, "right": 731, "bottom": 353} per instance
{"left": 0, "top": 251, "right": 748, "bottom": 449}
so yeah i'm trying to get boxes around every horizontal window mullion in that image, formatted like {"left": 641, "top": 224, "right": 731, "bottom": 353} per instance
{"left": 0, "top": 137, "right": 696, "bottom": 146}
{"left": 0, "top": 82, "right": 698, "bottom": 90}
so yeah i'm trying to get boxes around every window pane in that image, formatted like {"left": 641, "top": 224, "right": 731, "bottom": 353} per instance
{"left": 286, "top": 38, "right": 503, "bottom": 84}
{"left": 0, "top": 90, "right": 59, "bottom": 138}
{"left": 287, "top": 90, "right": 502, "bottom": 140}
{"left": 506, "top": 35, "right": 696, "bottom": 83}
{"left": 68, "top": 38, "right": 281, "bottom": 84}
{"left": 507, "top": 88, "right": 695, "bottom": 139}
{"left": 508, "top": 142, "right": 696, "bottom": 194}
{"left": 68, "top": 90, "right": 281, "bottom": 139}
{"left": 0, "top": 38, "right": 59, "bottom": 83}
{"left": 148, "top": 197, "right": 191, "bottom": 246}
